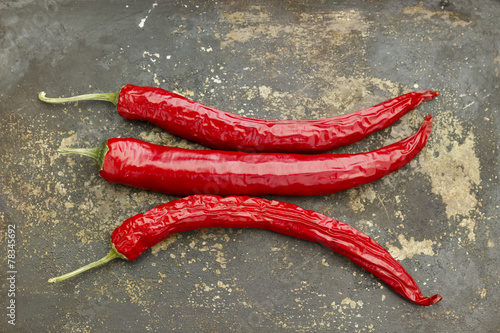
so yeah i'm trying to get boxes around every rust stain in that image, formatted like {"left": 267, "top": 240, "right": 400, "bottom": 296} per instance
{"left": 386, "top": 234, "right": 436, "bottom": 260}
{"left": 418, "top": 112, "right": 481, "bottom": 241}
{"left": 402, "top": 2, "right": 471, "bottom": 27}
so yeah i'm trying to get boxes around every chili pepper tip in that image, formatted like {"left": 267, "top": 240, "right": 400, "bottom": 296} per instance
{"left": 419, "top": 90, "right": 440, "bottom": 101}
{"left": 418, "top": 293, "right": 442, "bottom": 306}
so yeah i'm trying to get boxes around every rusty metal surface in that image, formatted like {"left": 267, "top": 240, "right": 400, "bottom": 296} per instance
{"left": 1, "top": 0, "right": 499, "bottom": 332}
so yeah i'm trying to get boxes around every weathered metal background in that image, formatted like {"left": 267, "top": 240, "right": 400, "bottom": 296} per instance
{"left": 1, "top": 0, "right": 498, "bottom": 332}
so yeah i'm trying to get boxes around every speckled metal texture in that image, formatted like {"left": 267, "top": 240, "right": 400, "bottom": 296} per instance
{"left": 0, "top": 0, "right": 498, "bottom": 332}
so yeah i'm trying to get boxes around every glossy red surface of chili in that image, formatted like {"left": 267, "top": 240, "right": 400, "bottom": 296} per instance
{"left": 99, "top": 115, "right": 432, "bottom": 196}
{"left": 110, "top": 195, "right": 442, "bottom": 306}
{"left": 117, "top": 84, "right": 438, "bottom": 153}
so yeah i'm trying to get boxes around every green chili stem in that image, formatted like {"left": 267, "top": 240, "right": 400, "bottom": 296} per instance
{"left": 38, "top": 91, "right": 119, "bottom": 106}
{"left": 58, "top": 147, "right": 101, "bottom": 161}
{"left": 57, "top": 140, "right": 108, "bottom": 170}
{"left": 48, "top": 249, "right": 121, "bottom": 283}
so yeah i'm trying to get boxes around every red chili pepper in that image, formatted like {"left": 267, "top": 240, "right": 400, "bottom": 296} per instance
{"left": 48, "top": 195, "right": 442, "bottom": 306}
{"left": 39, "top": 85, "right": 438, "bottom": 153}
{"left": 58, "top": 115, "right": 432, "bottom": 196}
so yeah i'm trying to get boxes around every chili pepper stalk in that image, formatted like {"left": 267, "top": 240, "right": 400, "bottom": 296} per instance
{"left": 39, "top": 91, "right": 119, "bottom": 106}
{"left": 48, "top": 195, "right": 442, "bottom": 306}
{"left": 58, "top": 140, "right": 108, "bottom": 171}
{"left": 48, "top": 243, "right": 126, "bottom": 283}
{"left": 40, "top": 85, "right": 439, "bottom": 153}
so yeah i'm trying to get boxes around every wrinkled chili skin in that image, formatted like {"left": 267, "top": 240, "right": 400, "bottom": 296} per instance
{"left": 99, "top": 115, "right": 432, "bottom": 196}
{"left": 117, "top": 84, "right": 438, "bottom": 153}
{"left": 110, "top": 195, "right": 441, "bottom": 306}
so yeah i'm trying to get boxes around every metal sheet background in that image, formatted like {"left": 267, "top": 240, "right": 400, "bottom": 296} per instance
{"left": 1, "top": 1, "right": 498, "bottom": 332}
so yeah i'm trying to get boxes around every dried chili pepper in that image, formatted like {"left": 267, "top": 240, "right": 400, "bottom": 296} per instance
{"left": 48, "top": 195, "right": 441, "bottom": 306}
{"left": 57, "top": 115, "right": 432, "bottom": 196}
{"left": 39, "top": 85, "right": 438, "bottom": 153}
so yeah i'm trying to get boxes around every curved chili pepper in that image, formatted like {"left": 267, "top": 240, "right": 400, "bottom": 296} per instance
{"left": 58, "top": 115, "right": 432, "bottom": 196}
{"left": 39, "top": 85, "right": 438, "bottom": 153}
{"left": 48, "top": 195, "right": 442, "bottom": 306}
